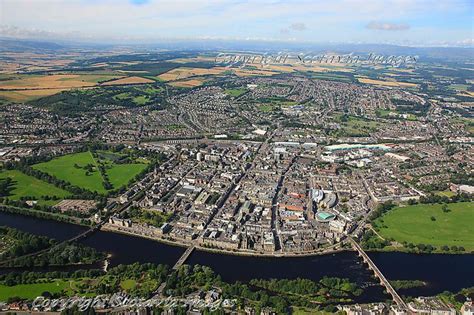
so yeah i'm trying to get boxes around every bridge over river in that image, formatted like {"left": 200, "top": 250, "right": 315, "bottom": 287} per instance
{"left": 172, "top": 245, "right": 195, "bottom": 270}
{"left": 349, "top": 237, "right": 408, "bottom": 309}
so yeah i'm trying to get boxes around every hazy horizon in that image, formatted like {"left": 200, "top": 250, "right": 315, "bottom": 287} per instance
{"left": 0, "top": 0, "right": 472, "bottom": 47}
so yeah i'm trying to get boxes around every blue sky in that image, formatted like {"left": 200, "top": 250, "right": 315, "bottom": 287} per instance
{"left": 0, "top": 0, "right": 472, "bottom": 46}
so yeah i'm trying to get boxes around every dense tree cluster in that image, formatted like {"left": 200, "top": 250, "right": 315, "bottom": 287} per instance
{"left": 0, "top": 269, "right": 103, "bottom": 286}
{"left": 0, "top": 226, "right": 54, "bottom": 260}
{"left": 360, "top": 230, "right": 390, "bottom": 250}
{"left": 368, "top": 201, "right": 395, "bottom": 221}
{"left": 32, "top": 85, "right": 166, "bottom": 116}
{"left": 4, "top": 242, "right": 105, "bottom": 268}
{"left": 0, "top": 262, "right": 366, "bottom": 313}
{"left": 0, "top": 178, "right": 13, "bottom": 197}
{"left": 0, "top": 226, "right": 104, "bottom": 268}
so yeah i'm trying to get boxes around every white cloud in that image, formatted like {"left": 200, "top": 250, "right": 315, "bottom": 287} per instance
{"left": 289, "top": 23, "right": 307, "bottom": 31}
{"left": 366, "top": 21, "right": 410, "bottom": 31}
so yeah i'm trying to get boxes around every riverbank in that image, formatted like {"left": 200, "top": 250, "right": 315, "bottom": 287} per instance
{"left": 0, "top": 205, "right": 87, "bottom": 226}
{"left": 101, "top": 224, "right": 347, "bottom": 258}
{"left": 364, "top": 246, "right": 474, "bottom": 255}
{"left": 1, "top": 211, "right": 474, "bottom": 299}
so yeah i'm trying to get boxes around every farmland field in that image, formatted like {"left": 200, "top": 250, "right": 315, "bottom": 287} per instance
{"left": 0, "top": 74, "right": 122, "bottom": 90}
{"left": 158, "top": 67, "right": 225, "bottom": 81}
{"left": 169, "top": 78, "right": 205, "bottom": 88}
{"left": 0, "top": 88, "right": 67, "bottom": 102}
{"left": 374, "top": 202, "right": 474, "bottom": 251}
{"left": 0, "top": 170, "right": 70, "bottom": 200}
{"left": 101, "top": 76, "right": 155, "bottom": 86}
{"left": 358, "top": 77, "right": 418, "bottom": 88}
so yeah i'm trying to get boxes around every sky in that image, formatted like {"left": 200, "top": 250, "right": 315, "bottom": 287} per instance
{"left": 0, "top": 0, "right": 472, "bottom": 46}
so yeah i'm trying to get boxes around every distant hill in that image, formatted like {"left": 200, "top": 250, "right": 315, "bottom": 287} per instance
{"left": 0, "top": 37, "right": 472, "bottom": 62}
{"left": 0, "top": 38, "right": 65, "bottom": 52}
{"left": 139, "top": 40, "right": 474, "bottom": 62}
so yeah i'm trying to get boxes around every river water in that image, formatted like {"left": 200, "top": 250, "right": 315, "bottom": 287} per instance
{"left": 1, "top": 211, "right": 473, "bottom": 302}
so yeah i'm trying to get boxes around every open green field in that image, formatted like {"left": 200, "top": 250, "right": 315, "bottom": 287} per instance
{"left": 106, "top": 163, "right": 147, "bottom": 188}
{"left": 133, "top": 95, "right": 150, "bottom": 105}
{"left": 311, "top": 72, "right": 354, "bottom": 82}
{"left": 448, "top": 84, "right": 469, "bottom": 91}
{"left": 435, "top": 191, "right": 457, "bottom": 198}
{"left": 334, "top": 115, "right": 381, "bottom": 136}
{"left": 375, "top": 202, "right": 474, "bottom": 251}
{"left": 0, "top": 280, "right": 69, "bottom": 301}
{"left": 112, "top": 92, "right": 151, "bottom": 105}
{"left": 120, "top": 279, "right": 137, "bottom": 290}
{"left": 292, "top": 308, "right": 333, "bottom": 315}
{"left": 225, "top": 88, "right": 247, "bottom": 97}
{"left": 0, "top": 170, "right": 70, "bottom": 200}
{"left": 258, "top": 104, "right": 274, "bottom": 112}
{"left": 376, "top": 109, "right": 417, "bottom": 121}
{"left": 451, "top": 117, "right": 474, "bottom": 134}
{"left": 32, "top": 151, "right": 106, "bottom": 193}
{"left": 32, "top": 151, "right": 148, "bottom": 193}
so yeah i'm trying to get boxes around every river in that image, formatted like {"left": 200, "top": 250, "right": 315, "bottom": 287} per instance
{"left": 1, "top": 211, "right": 473, "bottom": 302}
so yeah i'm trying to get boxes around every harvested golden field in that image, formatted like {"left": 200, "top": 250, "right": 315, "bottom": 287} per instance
{"left": 0, "top": 88, "right": 66, "bottom": 102}
{"left": 117, "top": 70, "right": 149, "bottom": 74}
{"left": 158, "top": 67, "right": 226, "bottom": 81}
{"left": 0, "top": 74, "right": 122, "bottom": 90}
{"left": 391, "top": 68, "right": 415, "bottom": 73}
{"left": 91, "top": 62, "right": 109, "bottom": 68}
{"left": 114, "top": 61, "right": 141, "bottom": 65}
{"left": 458, "top": 91, "right": 474, "bottom": 97}
{"left": 251, "top": 64, "right": 296, "bottom": 73}
{"left": 358, "top": 77, "right": 418, "bottom": 88}
{"left": 262, "top": 63, "right": 353, "bottom": 73}
{"left": 100, "top": 76, "right": 154, "bottom": 85}
{"left": 214, "top": 67, "right": 277, "bottom": 77}
{"left": 169, "top": 79, "right": 205, "bottom": 88}
{"left": 0, "top": 62, "right": 21, "bottom": 73}
{"left": 169, "top": 56, "right": 216, "bottom": 63}
{"left": 159, "top": 65, "right": 280, "bottom": 81}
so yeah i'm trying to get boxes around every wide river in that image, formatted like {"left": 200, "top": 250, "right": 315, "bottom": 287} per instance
{"left": 1, "top": 211, "right": 473, "bottom": 303}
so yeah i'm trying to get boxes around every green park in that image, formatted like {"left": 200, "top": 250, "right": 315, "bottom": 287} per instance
{"left": 0, "top": 169, "right": 70, "bottom": 201}
{"left": 374, "top": 202, "right": 474, "bottom": 252}
{"left": 32, "top": 151, "right": 148, "bottom": 194}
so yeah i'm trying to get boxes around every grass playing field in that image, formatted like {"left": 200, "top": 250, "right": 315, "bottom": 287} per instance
{"left": 374, "top": 202, "right": 474, "bottom": 251}
{"left": 0, "top": 280, "right": 69, "bottom": 300}
{"left": 32, "top": 151, "right": 147, "bottom": 194}
{"left": 0, "top": 170, "right": 70, "bottom": 200}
